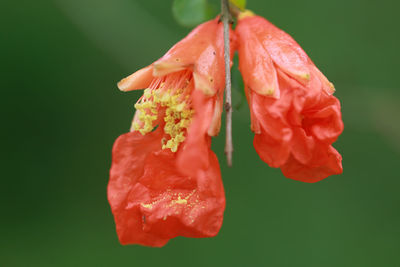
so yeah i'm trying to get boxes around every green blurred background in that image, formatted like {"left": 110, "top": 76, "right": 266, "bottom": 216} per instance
{"left": 2, "top": 0, "right": 400, "bottom": 266}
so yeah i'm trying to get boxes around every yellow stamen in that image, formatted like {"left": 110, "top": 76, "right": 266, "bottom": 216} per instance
{"left": 132, "top": 74, "right": 194, "bottom": 152}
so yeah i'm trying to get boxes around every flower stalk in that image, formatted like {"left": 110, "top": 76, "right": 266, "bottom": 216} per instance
{"left": 221, "top": 0, "right": 233, "bottom": 166}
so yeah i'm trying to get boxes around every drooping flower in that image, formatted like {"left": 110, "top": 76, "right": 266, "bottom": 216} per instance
{"left": 236, "top": 11, "right": 343, "bottom": 183}
{"left": 108, "top": 18, "right": 235, "bottom": 247}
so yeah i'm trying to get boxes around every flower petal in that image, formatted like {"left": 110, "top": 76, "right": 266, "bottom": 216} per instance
{"left": 108, "top": 130, "right": 167, "bottom": 247}
{"left": 236, "top": 16, "right": 280, "bottom": 97}
{"left": 244, "top": 86, "right": 261, "bottom": 133}
{"left": 108, "top": 127, "right": 225, "bottom": 247}
{"left": 117, "top": 65, "right": 154, "bottom": 92}
{"left": 302, "top": 96, "right": 344, "bottom": 143}
{"left": 254, "top": 129, "right": 291, "bottom": 168}
{"left": 177, "top": 89, "right": 215, "bottom": 175}
{"left": 252, "top": 16, "right": 311, "bottom": 85}
{"left": 281, "top": 145, "right": 343, "bottom": 183}
{"left": 207, "top": 90, "right": 224, "bottom": 136}
{"left": 251, "top": 90, "right": 291, "bottom": 140}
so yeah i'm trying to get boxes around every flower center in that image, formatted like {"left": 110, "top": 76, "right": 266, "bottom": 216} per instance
{"left": 132, "top": 71, "right": 194, "bottom": 152}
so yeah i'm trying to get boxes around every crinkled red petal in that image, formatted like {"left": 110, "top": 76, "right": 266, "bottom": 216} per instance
{"left": 108, "top": 130, "right": 225, "bottom": 247}
{"left": 281, "top": 145, "right": 343, "bottom": 183}
{"left": 238, "top": 18, "right": 344, "bottom": 182}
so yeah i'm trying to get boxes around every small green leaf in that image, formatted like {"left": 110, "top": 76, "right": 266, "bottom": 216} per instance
{"left": 229, "top": 0, "right": 246, "bottom": 11}
{"left": 172, "top": 0, "right": 209, "bottom": 28}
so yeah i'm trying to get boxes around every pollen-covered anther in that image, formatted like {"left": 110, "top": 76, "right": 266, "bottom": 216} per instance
{"left": 132, "top": 76, "right": 194, "bottom": 152}
{"left": 132, "top": 89, "right": 159, "bottom": 135}
{"left": 162, "top": 90, "right": 193, "bottom": 152}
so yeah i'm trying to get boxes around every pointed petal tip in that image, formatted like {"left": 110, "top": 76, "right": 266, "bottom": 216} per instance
{"left": 329, "top": 82, "right": 336, "bottom": 93}
{"left": 290, "top": 72, "right": 311, "bottom": 86}
{"left": 117, "top": 78, "right": 130, "bottom": 92}
{"left": 253, "top": 87, "right": 280, "bottom": 99}
{"left": 310, "top": 65, "right": 335, "bottom": 94}
{"left": 251, "top": 124, "right": 262, "bottom": 134}
{"left": 193, "top": 72, "right": 216, "bottom": 96}
{"left": 117, "top": 65, "right": 154, "bottom": 92}
{"left": 207, "top": 97, "right": 223, "bottom": 137}
{"left": 301, "top": 73, "right": 311, "bottom": 81}
{"left": 266, "top": 88, "right": 280, "bottom": 99}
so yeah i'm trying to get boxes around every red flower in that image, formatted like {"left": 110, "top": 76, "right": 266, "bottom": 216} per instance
{"left": 236, "top": 12, "right": 343, "bottom": 183}
{"left": 108, "top": 18, "right": 235, "bottom": 247}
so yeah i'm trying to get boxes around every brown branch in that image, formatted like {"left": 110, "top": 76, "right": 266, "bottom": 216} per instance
{"left": 221, "top": 0, "right": 233, "bottom": 167}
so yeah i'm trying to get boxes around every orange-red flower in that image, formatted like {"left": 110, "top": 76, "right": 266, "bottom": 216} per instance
{"left": 236, "top": 12, "right": 343, "bottom": 183}
{"left": 108, "top": 18, "right": 235, "bottom": 247}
